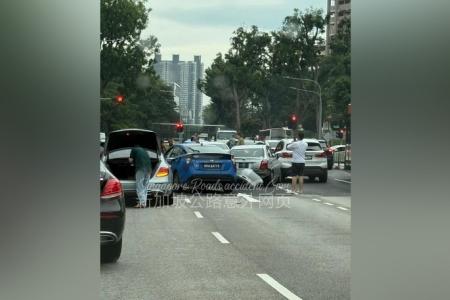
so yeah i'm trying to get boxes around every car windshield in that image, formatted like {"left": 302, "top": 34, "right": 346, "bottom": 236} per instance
{"left": 216, "top": 131, "right": 235, "bottom": 140}
{"left": 209, "top": 143, "right": 229, "bottom": 150}
{"left": 231, "top": 148, "right": 264, "bottom": 157}
{"left": 270, "top": 128, "right": 285, "bottom": 139}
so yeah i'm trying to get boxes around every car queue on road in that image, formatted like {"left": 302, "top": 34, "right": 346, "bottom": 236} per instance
{"left": 99, "top": 128, "right": 348, "bottom": 263}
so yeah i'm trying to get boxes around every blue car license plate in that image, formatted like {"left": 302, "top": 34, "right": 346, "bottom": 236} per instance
{"left": 203, "top": 163, "right": 221, "bottom": 169}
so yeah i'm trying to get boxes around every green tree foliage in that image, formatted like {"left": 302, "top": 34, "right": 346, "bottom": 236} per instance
{"left": 100, "top": 0, "right": 177, "bottom": 132}
{"left": 200, "top": 8, "right": 329, "bottom": 137}
{"left": 319, "top": 18, "right": 351, "bottom": 126}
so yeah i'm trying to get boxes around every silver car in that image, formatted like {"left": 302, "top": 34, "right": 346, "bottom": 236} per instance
{"left": 102, "top": 129, "right": 174, "bottom": 206}
{"left": 274, "top": 138, "right": 328, "bottom": 182}
{"left": 230, "top": 144, "right": 282, "bottom": 186}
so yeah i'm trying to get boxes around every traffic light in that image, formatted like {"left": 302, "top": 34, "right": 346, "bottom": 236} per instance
{"left": 175, "top": 122, "right": 184, "bottom": 133}
{"left": 114, "top": 94, "right": 125, "bottom": 104}
{"left": 288, "top": 114, "right": 298, "bottom": 129}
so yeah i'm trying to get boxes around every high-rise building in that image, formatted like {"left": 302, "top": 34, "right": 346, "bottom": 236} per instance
{"left": 153, "top": 54, "right": 204, "bottom": 124}
{"left": 326, "top": 0, "right": 351, "bottom": 54}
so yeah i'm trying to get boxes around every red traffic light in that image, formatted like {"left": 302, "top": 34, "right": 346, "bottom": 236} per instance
{"left": 291, "top": 114, "right": 297, "bottom": 122}
{"left": 115, "top": 95, "right": 125, "bottom": 103}
{"left": 175, "top": 122, "right": 184, "bottom": 133}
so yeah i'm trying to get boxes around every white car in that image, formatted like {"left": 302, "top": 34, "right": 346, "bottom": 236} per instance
{"left": 274, "top": 138, "right": 328, "bottom": 182}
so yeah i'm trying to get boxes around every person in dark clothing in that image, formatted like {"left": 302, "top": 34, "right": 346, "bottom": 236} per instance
{"left": 129, "top": 146, "right": 153, "bottom": 208}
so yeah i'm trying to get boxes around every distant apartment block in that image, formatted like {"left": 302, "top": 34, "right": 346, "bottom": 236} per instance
{"left": 326, "top": 0, "right": 351, "bottom": 54}
{"left": 153, "top": 54, "right": 204, "bottom": 124}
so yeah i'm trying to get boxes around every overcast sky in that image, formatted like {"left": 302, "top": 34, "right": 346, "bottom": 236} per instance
{"left": 142, "top": 0, "right": 326, "bottom": 105}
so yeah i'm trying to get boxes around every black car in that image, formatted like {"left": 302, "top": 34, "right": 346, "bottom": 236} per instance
{"left": 100, "top": 161, "right": 125, "bottom": 263}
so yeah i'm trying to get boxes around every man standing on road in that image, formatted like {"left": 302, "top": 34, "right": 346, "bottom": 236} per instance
{"left": 287, "top": 131, "right": 307, "bottom": 193}
{"left": 129, "top": 146, "right": 153, "bottom": 208}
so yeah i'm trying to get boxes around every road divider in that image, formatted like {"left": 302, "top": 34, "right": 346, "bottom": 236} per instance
{"left": 257, "top": 274, "right": 302, "bottom": 300}
{"left": 211, "top": 232, "right": 230, "bottom": 244}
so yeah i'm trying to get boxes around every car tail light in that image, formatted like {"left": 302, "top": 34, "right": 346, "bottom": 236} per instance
{"left": 101, "top": 178, "right": 122, "bottom": 199}
{"left": 156, "top": 166, "right": 169, "bottom": 177}
{"left": 260, "top": 159, "right": 269, "bottom": 170}
{"left": 315, "top": 151, "right": 327, "bottom": 158}
{"left": 281, "top": 152, "right": 292, "bottom": 158}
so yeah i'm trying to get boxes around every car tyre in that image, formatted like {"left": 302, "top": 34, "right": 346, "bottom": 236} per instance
{"left": 319, "top": 170, "right": 328, "bottom": 183}
{"left": 101, "top": 239, "right": 122, "bottom": 263}
{"left": 165, "top": 193, "right": 174, "bottom": 206}
{"left": 173, "top": 172, "right": 182, "bottom": 193}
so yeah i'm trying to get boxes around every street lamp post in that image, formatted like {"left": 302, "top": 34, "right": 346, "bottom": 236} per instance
{"left": 283, "top": 76, "right": 322, "bottom": 138}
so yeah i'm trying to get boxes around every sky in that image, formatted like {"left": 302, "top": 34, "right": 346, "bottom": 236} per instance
{"left": 142, "top": 0, "right": 327, "bottom": 105}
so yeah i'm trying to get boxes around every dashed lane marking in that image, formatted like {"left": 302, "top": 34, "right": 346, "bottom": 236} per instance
{"left": 324, "top": 202, "right": 334, "bottom": 206}
{"left": 184, "top": 198, "right": 191, "bottom": 204}
{"left": 194, "top": 211, "right": 203, "bottom": 218}
{"left": 211, "top": 232, "right": 230, "bottom": 244}
{"left": 257, "top": 274, "right": 303, "bottom": 300}
{"left": 237, "top": 193, "right": 261, "bottom": 203}
{"left": 337, "top": 206, "right": 349, "bottom": 211}
{"left": 312, "top": 198, "right": 322, "bottom": 202}
{"left": 334, "top": 178, "right": 351, "bottom": 184}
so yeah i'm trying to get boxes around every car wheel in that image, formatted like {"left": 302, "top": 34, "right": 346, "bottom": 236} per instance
{"left": 101, "top": 239, "right": 122, "bottom": 263}
{"left": 163, "top": 193, "right": 174, "bottom": 205}
{"left": 319, "top": 170, "right": 328, "bottom": 183}
{"left": 264, "top": 172, "right": 273, "bottom": 187}
{"left": 173, "top": 172, "right": 182, "bottom": 193}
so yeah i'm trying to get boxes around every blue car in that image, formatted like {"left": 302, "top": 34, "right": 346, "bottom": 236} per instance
{"left": 165, "top": 143, "right": 237, "bottom": 192}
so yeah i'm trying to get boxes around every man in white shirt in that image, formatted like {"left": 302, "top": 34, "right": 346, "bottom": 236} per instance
{"left": 286, "top": 131, "right": 307, "bottom": 193}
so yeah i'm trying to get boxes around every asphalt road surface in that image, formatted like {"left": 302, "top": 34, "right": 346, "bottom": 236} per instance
{"left": 101, "top": 170, "right": 351, "bottom": 300}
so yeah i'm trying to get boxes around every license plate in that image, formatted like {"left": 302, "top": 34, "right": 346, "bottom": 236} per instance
{"left": 203, "top": 163, "right": 221, "bottom": 169}
{"left": 239, "top": 163, "right": 249, "bottom": 168}
{"left": 305, "top": 155, "right": 312, "bottom": 160}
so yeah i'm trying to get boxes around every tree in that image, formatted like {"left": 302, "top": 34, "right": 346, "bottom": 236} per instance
{"left": 100, "top": 0, "right": 178, "bottom": 133}
{"left": 319, "top": 18, "right": 351, "bottom": 127}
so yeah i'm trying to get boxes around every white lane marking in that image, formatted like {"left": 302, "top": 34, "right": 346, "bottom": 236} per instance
{"left": 334, "top": 178, "right": 351, "bottom": 184}
{"left": 337, "top": 206, "right": 349, "bottom": 211}
{"left": 324, "top": 202, "right": 334, "bottom": 206}
{"left": 257, "top": 274, "right": 302, "bottom": 300}
{"left": 194, "top": 211, "right": 203, "bottom": 218}
{"left": 237, "top": 193, "right": 261, "bottom": 203}
{"left": 184, "top": 198, "right": 191, "bottom": 204}
{"left": 312, "top": 198, "right": 322, "bottom": 202}
{"left": 211, "top": 232, "right": 230, "bottom": 244}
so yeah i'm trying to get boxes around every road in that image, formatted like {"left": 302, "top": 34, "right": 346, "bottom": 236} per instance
{"left": 101, "top": 170, "right": 350, "bottom": 299}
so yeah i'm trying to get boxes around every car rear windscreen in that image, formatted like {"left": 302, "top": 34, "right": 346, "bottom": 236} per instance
{"left": 186, "top": 145, "right": 226, "bottom": 153}
{"left": 307, "top": 143, "right": 322, "bottom": 151}
{"left": 231, "top": 148, "right": 264, "bottom": 157}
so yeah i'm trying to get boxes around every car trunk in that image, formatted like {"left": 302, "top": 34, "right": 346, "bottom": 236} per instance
{"left": 234, "top": 157, "right": 263, "bottom": 170}
{"left": 104, "top": 130, "right": 161, "bottom": 180}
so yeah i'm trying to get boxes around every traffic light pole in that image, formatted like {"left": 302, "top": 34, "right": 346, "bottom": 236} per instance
{"left": 284, "top": 76, "right": 322, "bottom": 139}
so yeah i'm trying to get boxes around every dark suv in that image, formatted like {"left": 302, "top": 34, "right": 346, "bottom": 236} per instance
{"left": 100, "top": 161, "right": 125, "bottom": 263}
